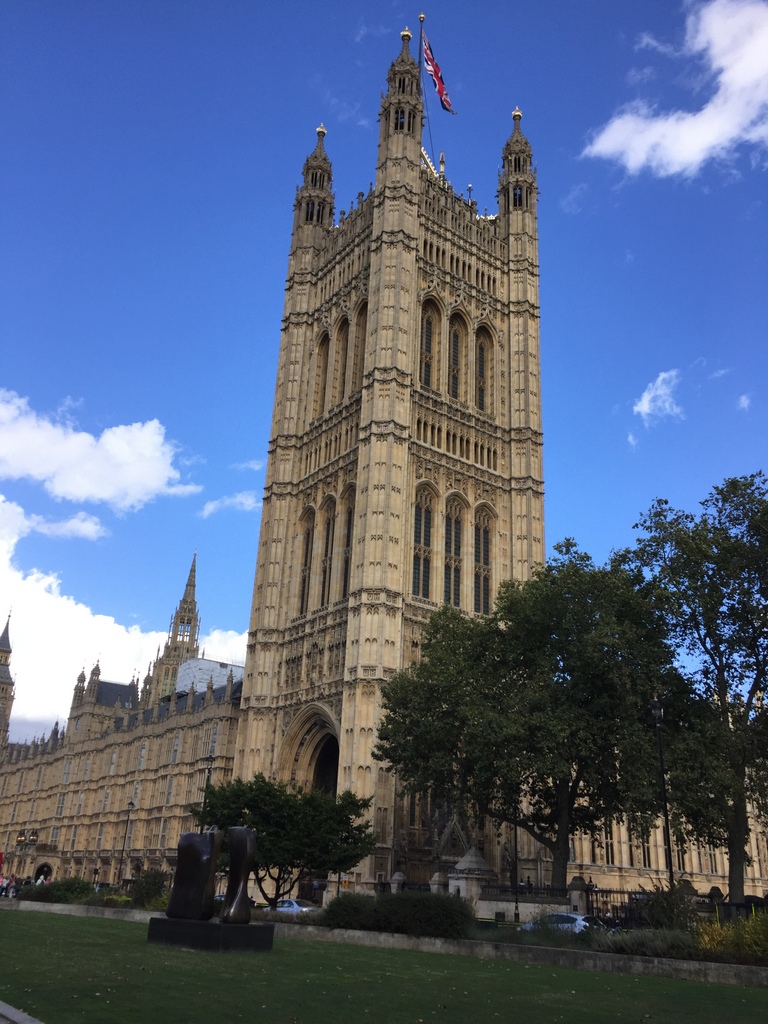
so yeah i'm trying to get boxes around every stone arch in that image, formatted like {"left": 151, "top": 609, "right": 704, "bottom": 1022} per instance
{"left": 278, "top": 703, "right": 340, "bottom": 794}
{"left": 34, "top": 863, "right": 53, "bottom": 882}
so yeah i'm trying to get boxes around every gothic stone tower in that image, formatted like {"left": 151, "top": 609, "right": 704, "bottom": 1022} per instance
{"left": 0, "top": 615, "right": 14, "bottom": 748}
{"left": 235, "top": 29, "right": 543, "bottom": 885}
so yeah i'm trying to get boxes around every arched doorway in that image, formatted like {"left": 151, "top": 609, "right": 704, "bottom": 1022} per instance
{"left": 313, "top": 735, "right": 339, "bottom": 795}
{"left": 34, "top": 863, "right": 52, "bottom": 882}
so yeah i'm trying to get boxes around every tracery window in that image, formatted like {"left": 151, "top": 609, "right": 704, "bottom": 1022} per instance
{"left": 320, "top": 502, "right": 335, "bottom": 608}
{"left": 315, "top": 335, "right": 330, "bottom": 417}
{"left": 448, "top": 315, "right": 466, "bottom": 400}
{"left": 412, "top": 490, "right": 433, "bottom": 599}
{"left": 299, "top": 512, "right": 315, "bottom": 616}
{"left": 337, "top": 318, "right": 350, "bottom": 402}
{"left": 342, "top": 503, "right": 354, "bottom": 600}
{"left": 420, "top": 310, "right": 434, "bottom": 388}
{"left": 474, "top": 510, "right": 491, "bottom": 614}
{"left": 444, "top": 498, "right": 462, "bottom": 607}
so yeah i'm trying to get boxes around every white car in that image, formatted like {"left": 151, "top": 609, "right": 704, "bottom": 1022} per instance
{"left": 520, "top": 913, "right": 605, "bottom": 933}
{"left": 274, "top": 898, "right": 321, "bottom": 913}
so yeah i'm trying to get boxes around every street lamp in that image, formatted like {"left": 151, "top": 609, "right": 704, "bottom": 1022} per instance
{"left": 650, "top": 699, "right": 674, "bottom": 889}
{"left": 116, "top": 800, "right": 135, "bottom": 888}
{"left": 513, "top": 811, "right": 520, "bottom": 923}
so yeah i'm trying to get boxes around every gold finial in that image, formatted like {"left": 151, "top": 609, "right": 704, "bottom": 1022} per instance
{"left": 419, "top": 12, "right": 425, "bottom": 22}
{"left": 401, "top": 26, "right": 412, "bottom": 43}
{"left": 512, "top": 106, "right": 523, "bottom": 123}
{"left": 316, "top": 123, "right": 327, "bottom": 140}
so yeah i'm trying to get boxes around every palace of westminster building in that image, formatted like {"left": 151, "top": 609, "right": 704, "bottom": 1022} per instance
{"left": 1, "top": 30, "right": 766, "bottom": 903}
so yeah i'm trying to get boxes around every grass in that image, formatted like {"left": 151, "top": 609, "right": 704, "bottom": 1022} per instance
{"left": 2, "top": 912, "right": 765, "bottom": 1024}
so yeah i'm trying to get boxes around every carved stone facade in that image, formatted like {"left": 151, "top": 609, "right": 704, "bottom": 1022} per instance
{"left": 0, "top": 561, "right": 242, "bottom": 886}
{"left": 234, "top": 29, "right": 544, "bottom": 887}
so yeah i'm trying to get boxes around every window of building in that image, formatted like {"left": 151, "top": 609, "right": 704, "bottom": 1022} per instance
{"left": 102, "top": 788, "right": 110, "bottom": 813}
{"left": 96, "top": 824, "right": 104, "bottom": 850}
{"left": 642, "top": 835, "right": 652, "bottom": 869}
{"left": 315, "top": 334, "right": 330, "bottom": 417}
{"left": 109, "top": 750, "right": 117, "bottom": 776}
{"left": 474, "top": 510, "right": 492, "bottom": 614}
{"left": 604, "top": 821, "right": 615, "bottom": 866}
{"left": 209, "top": 724, "right": 218, "bottom": 759}
{"left": 444, "top": 499, "right": 462, "bottom": 607}
{"left": 412, "top": 490, "right": 433, "bottom": 599}
{"left": 138, "top": 743, "right": 146, "bottom": 771}
{"left": 420, "top": 312, "right": 433, "bottom": 388}
{"left": 171, "top": 733, "right": 180, "bottom": 765}
{"left": 51, "top": 826, "right": 60, "bottom": 845}
{"left": 320, "top": 503, "right": 335, "bottom": 607}
{"left": 299, "top": 512, "right": 315, "bottom": 616}
{"left": 448, "top": 315, "right": 466, "bottom": 400}
{"left": 55, "top": 793, "right": 66, "bottom": 817}
{"left": 62, "top": 760, "right": 72, "bottom": 785}
{"left": 160, "top": 818, "right": 168, "bottom": 849}
{"left": 342, "top": 504, "right": 354, "bottom": 599}
{"left": 70, "top": 825, "right": 78, "bottom": 850}
{"left": 165, "top": 778, "right": 173, "bottom": 806}
{"left": 337, "top": 318, "right": 349, "bottom": 402}
{"left": 83, "top": 755, "right": 91, "bottom": 781}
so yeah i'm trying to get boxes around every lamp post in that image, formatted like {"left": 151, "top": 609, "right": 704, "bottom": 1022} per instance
{"left": 116, "top": 800, "right": 135, "bottom": 888}
{"left": 513, "top": 811, "right": 520, "bottom": 923}
{"left": 650, "top": 699, "right": 674, "bottom": 889}
{"left": 199, "top": 753, "right": 214, "bottom": 833}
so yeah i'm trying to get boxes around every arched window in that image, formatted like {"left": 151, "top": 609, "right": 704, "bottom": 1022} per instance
{"left": 393, "top": 107, "right": 405, "bottom": 132}
{"left": 420, "top": 308, "right": 434, "bottom": 388}
{"left": 475, "top": 328, "right": 492, "bottom": 412}
{"left": 448, "top": 315, "right": 466, "bottom": 400}
{"left": 412, "top": 490, "right": 433, "bottom": 599}
{"left": 305, "top": 200, "right": 315, "bottom": 222}
{"left": 320, "top": 502, "right": 335, "bottom": 608}
{"left": 299, "top": 512, "right": 315, "bottom": 616}
{"left": 444, "top": 498, "right": 463, "bottom": 607}
{"left": 342, "top": 502, "right": 354, "bottom": 599}
{"left": 315, "top": 334, "right": 330, "bottom": 417}
{"left": 351, "top": 304, "right": 367, "bottom": 393}
{"left": 337, "top": 319, "right": 350, "bottom": 402}
{"left": 474, "top": 510, "right": 492, "bottom": 614}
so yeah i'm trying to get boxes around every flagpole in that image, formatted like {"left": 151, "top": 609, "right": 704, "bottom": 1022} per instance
{"left": 418, "top": 12, "right": 425, "bottom": 76}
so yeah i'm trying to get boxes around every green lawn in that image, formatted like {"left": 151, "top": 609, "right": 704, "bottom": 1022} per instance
{"left": 1, "top": 913, "right": 764, "bottom": 1024}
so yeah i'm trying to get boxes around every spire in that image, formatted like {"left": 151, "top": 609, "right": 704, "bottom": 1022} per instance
{"left": 499, "top": 105, "right": 536, "bottom": 231}
{"left": 294, "top": 124, "right": 335, "bottom": 234}
{"left": 0, "top": 614, "right": 11, "bottom": 655}
{"left": 184, "top": 552, "right": 197, "bottom": 604}
{"left": 376, "top": 26, "right": 423, "bottom": 172}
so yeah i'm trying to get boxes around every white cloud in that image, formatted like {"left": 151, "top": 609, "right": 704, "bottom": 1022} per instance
{"left": 200, "top": 491, "right": 261, "bottom": 519}
{"left": 560, "top": 183, "right": 588, "bottom": 215}
{"left": 628, "top": 432, "right": 639, "bottom": 448}
{"left": 738, "top": 393, "right": 752, "bottom": 410}
{"left": 0, "top": 506, "right": 246, "bottom": 741}
{"left": 233, "top": 459, "right": 265, "bottom": 472}
{"left": 0, "top": 389, "right": 201, "bottom": 512}
{"left": 633, "top": 369, "right": 685, "bottom": 425}
{"left": 584, "top": 0, "right": 768, "bottom": 176}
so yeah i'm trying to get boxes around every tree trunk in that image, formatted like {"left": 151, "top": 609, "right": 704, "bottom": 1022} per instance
{"left": 727, "top": 795, "right": 749, "bottom": 905}
{"left": 549, "top": 779, "right": 573, "bottom": 891}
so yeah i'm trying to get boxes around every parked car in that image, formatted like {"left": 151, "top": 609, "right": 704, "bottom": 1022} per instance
{"left": 274, "top": 898, "right": 321, "bottom": 913}
{"left": 520, "top": 913, "right": 605, "bottom": 933}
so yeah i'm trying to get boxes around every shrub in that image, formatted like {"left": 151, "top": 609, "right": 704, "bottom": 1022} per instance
{"left": 131, "top": 870, "right": 167, "bottom": 908}
{"left": 323, "top": 891, "right": 474, "bottom": 940}
{"left": 373, "top": 891, "right": 475, "bottom": 940}
{"left": 635, "top": 884, "right": 699, "bottom": 931}
{"left": 592, "top": 928, "right": 698, "bottom": 960}
{"left": 697, "top": 913, "right": 768, "bottom": 964}
{"left": 18, "top": 877, "right": 94, "bottom": 904}
{"left": 321, "top": 893, "right": 376, "bottom": 930}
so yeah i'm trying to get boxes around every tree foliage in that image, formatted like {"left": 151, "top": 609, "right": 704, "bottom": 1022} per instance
{"left": 375, "top": 542, "right": 683, "bottom": 889}
{"left": 193, "top": 774, "right": 375, "bottom": 908}
{"left": 630, "top": 472, "right": 768, "bottom": 903}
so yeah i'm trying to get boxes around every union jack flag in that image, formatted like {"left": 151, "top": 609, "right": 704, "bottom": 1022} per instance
{"left": 423, "top": 32, "right": 456, "bottom": 114}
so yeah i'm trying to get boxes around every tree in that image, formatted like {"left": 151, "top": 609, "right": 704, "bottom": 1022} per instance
{"left": 630, "top": 473, "right": 768, "bottom": 903}
{"left": 375, "top": 542, "right": 682, "bottom": 890}
{"left": 193, "top": 774, "right": 375, "bottom": 908}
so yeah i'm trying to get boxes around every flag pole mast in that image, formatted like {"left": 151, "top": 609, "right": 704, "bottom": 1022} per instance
{"left": 418, "top": 12, "right": 425, "bottom": 76}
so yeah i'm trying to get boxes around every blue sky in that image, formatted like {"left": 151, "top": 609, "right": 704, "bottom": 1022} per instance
{"left": 2, "top": 0, "right": 766, "bottom": 741}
